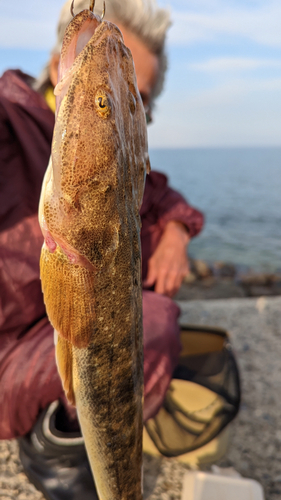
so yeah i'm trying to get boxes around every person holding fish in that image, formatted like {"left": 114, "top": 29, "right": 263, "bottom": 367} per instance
{"left": 0, "top": 0, "right": 204, "bottom": 498}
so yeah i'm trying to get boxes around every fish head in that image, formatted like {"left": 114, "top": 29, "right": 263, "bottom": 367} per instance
{"left": 40, "top": 9, "right": 149, "bottom": 268}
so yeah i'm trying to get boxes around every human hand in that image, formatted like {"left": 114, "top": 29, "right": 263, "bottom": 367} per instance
{"left": 143, "top": 221, "right": 190, "bottom": 298}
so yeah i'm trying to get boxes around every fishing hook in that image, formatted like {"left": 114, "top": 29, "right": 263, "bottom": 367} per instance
{"left": 89, "top": 0, "right": 95, "bottom": 12}
{"left": 70, "top": 0, "right": 75, "bottom": 17}
{"left": 101, "top": 1, "right": 106, "bottom": 20}
{"left": 71, "top": 0, "right": 105, "bottom": 19}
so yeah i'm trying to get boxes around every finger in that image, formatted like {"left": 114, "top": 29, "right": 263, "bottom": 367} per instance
{"left": 143, "top": 261, "right": 157, "bottom": 288}
{"left": 155, "top": 266, "right": 180, "bottom": 296}
{"left": 154, "top": 269, "right": 168, "bottom": 295}
{"left": 164, "top": 270, "right": 182, "bottom": 297}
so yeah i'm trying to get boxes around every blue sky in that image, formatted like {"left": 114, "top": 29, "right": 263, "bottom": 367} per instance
{"left": 0, "top": 0, "right": 280, "bottom": 147}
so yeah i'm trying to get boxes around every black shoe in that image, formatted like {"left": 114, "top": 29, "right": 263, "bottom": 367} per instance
{"left": 18, "top": 400, "right": 99, "bottom": 500}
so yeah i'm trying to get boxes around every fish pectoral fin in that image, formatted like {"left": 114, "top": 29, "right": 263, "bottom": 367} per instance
{"left": 55, "top": 333, "right": 76, "bottom": 406}
{"left": 40, "top": 246, "right": 96, "bottom": 348}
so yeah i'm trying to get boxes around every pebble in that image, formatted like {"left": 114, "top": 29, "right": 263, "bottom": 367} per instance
{"left": 275, "top": 430, "right": 281, "bottom": 443}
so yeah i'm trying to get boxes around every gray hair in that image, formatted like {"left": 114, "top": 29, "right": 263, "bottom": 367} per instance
{"left": 35, "top": 0, "right": 171, "bottom": 103}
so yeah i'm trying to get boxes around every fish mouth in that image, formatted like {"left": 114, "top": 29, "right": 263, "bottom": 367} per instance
{"left": 54, "top": 11, "right": 117, "bottom": 113}
{"left": 55, "top": 10, "right": 99, "bottom": 111}
{"left": 59, "top": 11, "right": 100, "bottom": 81}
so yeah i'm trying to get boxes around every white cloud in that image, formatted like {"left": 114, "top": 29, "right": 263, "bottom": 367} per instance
{"left": 190, "top": 57, "right": 281, "bottom": 72}
{"left": 148, "top": 75, "right": 281, "bottom": 147}
{"left": 169, "top": 1, "right": 281, "bottom": 48}
{"left": 185, "top": 77, "right": 281, "bottom": 108}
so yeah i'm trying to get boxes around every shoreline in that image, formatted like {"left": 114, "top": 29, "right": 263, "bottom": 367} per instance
{"left": 175, "top": 258, "right": 281, "bottom": 301}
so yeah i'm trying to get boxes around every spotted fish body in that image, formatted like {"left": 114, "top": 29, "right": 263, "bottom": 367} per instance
{"left": 39, "top": 9, "right": 149, "bottom": 500}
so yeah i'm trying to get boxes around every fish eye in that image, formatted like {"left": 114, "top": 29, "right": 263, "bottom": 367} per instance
{"left": 95, "top": 91, "right": 111, "bottom": 118}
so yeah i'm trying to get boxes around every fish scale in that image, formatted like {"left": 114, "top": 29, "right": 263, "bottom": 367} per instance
{"left": 39, "top": 7, "right": 150, "bottom": 500}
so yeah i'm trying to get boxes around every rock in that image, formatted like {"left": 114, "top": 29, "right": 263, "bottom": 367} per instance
{"left": 247, "top": 285, "right": 274, "bottom": 297}
{"left": 179, "top": 262, "right": 281, "bottom": 300}
{"left": 271, "top": 281, "right": 281, "bottom": 295}
{"left": 175, "top": 279, "right": 246, "bottom": 301}
{"left": 271, "top": 274, "right": 281, "bottom": 283}
{"left": 182, "top": 271, "right": 197, "bottom": 284}
{"left": 212, "top": 262, "right": 236, "bottom": 278}
{"left": 236, "top": 272, "right": 281, "bottom": 297}
{"left": 201, "top": 277, "right": 216, "bottom": 287}
{"left": 192, "top": 259, "right": 212, "bottom": 279}
{"left": 238, "top": 273, "right": 273, "bottom": 287}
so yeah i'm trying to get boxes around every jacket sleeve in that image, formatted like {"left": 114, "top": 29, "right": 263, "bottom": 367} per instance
{"left": 140, "top": 170, "right": 204, "bottom": 238}
{"left": 140, "top": 171, "right": 204, "bottom": 281}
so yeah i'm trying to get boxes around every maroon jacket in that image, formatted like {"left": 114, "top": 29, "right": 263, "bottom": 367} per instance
{"left": 0, "top": 69, "right": 203, "bottom": 336}
{"left": 0, "top": 70, "right": 204, "bottom": 437}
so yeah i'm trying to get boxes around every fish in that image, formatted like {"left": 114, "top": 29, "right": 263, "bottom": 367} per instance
{"left": 38, "top": 6, "right": 150, "bottom": 500}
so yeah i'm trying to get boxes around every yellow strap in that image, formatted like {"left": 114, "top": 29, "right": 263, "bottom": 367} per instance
{"left": 45, "top": 86, "right": 56, "bottom": 113}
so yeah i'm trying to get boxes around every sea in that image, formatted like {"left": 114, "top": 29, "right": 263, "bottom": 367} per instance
{"left": 149, "top": 147, "right": 281, "bottom": 273}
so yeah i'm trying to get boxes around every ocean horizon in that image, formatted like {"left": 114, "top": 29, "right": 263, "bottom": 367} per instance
{"left": 149, "top": 146, "right": 281, "bottom": 272}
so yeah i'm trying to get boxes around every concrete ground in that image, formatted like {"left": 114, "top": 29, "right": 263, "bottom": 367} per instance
{"left": 1, "top": 296, "right": 281, "bottom": 500}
